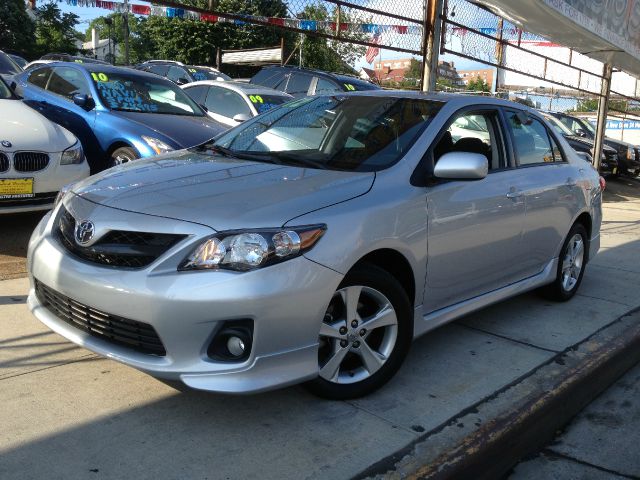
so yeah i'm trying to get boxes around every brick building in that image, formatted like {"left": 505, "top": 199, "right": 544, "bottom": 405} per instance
{"left": 458, "top": 68, "right": 495, "bottom": 89}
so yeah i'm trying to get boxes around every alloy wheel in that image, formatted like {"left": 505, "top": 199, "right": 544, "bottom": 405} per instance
{"left": 561, "top": 233, "right": 584, "bottom": 291}
{"left": 318, "top": 285, "right": 398, "bottom": 384}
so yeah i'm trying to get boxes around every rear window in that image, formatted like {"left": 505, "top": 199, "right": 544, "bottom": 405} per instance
{"left": 251, "top": 68, "right": 287, "bottom": 89}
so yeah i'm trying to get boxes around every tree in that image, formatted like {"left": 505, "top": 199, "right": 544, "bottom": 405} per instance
{"left": 34, "top": 1, "right": 81, "bottom": 57}
{"left": 85, "top": 14, "right": 149, "bottom": 64}
{"left": 0, "top": 0, "right": 36, "bottom": 58}
{"left": 294, "top": 3, "right": 367, "bottom": 74}
{"left": 576, "top": 98, "right": 628, "bottom": 113}
{"left": 466, "top": 76, "right": 490, "bottom": 92}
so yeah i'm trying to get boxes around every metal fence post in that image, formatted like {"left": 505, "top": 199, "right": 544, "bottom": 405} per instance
{"left": 593, "top": 63, "right": 613, "bottom": 173}
{"left": 421, "top": 0, "right": 445, "bottom": 92}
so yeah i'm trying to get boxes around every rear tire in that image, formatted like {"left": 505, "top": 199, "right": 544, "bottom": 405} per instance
{"left": 109, "top": 146, "right": 139, "bottom": 167}
{"left": 304, "top": 264, "right": 412, "bottom": 400}
{"left": 540, "top": 223, "right": 588, "bottom": 302}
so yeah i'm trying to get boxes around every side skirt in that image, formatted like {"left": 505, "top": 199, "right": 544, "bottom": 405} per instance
{"left": 413, "top": 258, "right": 558, "bottom": 338}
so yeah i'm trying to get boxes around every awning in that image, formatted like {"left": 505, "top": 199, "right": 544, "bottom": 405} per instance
{"left": 221, "top": 47, "right": 282, "bottom": 66}
{"left": 476, "top": 0, "right": 640, "bottom": 77}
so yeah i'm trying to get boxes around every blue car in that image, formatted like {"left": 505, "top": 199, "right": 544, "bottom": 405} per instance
{"left": 14, "top": 63, "right": 225, "bottom": 173}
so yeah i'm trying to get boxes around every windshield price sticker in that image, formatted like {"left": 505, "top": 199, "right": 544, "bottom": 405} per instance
{"left": 90, "top": 72, "right": 109, "bottom": 82}
{"left": 249, "top": 95, "right": 264, "bottom": 104}
{"left": 96, "top": 81, "right": 159, "bottom": 113}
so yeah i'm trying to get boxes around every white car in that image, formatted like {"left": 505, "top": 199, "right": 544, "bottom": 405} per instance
{"left": 0, "top": 77, "right": 89, "bottom": 214}
{"left": 182, "top": 80, "right": 292, "bottom": 127}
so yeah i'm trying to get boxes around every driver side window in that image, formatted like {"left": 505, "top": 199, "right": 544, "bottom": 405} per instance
{"left": 434, "top": 111, "right": 505, "bottom": 171}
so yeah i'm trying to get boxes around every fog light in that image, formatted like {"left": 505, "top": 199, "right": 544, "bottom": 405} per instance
{"left": 226, "top": 336, "right": 245, "bottom": 357}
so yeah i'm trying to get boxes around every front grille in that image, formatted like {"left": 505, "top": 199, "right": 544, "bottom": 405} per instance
{"left": 0, "top": 152, "right": 8, "bottom": 172}
{"left": 14, "top": 152, "right": 49, "bottom": 172}
{"left": 35, "top": 279, "right": 166, "bottom": 356}
{"left": 0, "top": 192, "right": 57, "bottom": 208}
{"left": 55, "top": 206, "right": 186, "bottom": 268}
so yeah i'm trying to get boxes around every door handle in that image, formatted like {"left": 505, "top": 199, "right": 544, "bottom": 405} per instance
{"left": 506, "top": 190, "right": 523, "bottom": 199}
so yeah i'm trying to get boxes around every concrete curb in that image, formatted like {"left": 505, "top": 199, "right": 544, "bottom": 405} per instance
{"left": 358, "top": 307, "right": 640, "bottom": 480}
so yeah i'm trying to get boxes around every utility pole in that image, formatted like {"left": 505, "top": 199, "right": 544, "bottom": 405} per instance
{"left": 123, "top": 0, "right": 130, "bottom": 65}
{"left": 421, "top": 0, "right": 445, "bottom": 92}
{"left": 593, "top": 63, "right": 613, "bottom": 173}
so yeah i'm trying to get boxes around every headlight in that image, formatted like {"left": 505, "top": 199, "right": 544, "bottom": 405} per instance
{"left": 179, "top": 225, "right": 326, "bottom": 271}
{"left": 54, "top": 182, "right": 76, "bottom": 208}
{"left": 142, "top": 136, "right": 174, "bottom": 155}
{"left": 60, "top": 143, "right": 84, "bottom": 165}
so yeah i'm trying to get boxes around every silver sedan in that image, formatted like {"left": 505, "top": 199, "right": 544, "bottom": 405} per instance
{"left": 27, "top": 92, "right": 602, "bottom": 399}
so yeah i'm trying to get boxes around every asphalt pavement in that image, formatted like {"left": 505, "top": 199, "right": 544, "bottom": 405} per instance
{"left": 0, "top": 177, "right": 639, "bottom": 479}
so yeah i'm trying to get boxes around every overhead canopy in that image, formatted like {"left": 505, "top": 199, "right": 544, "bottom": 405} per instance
{"left": 221, "top": 47, "right": 282, "bottom": 66}
{"left": 476, "top": 0, "right": 640, "bottom": 77}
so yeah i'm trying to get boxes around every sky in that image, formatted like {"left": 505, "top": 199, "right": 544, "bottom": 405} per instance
{"left": 57, "top": 0, "right": 489, "bottom": 71}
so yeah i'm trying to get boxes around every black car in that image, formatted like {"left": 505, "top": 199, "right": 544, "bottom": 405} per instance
{"left": 249, "top": 65, "right": 380, "bottom": 98}
{"left": 548, "top": 111, "right": 639, "bottom": 176}
{"left": 41, "top": 53, "right": 109, "bottom": 65}
{"left": 136, "top": 60, "right": 231, "bottom": 85}
{"left": 541, "top": 112, "right": 619, "bottom": 176}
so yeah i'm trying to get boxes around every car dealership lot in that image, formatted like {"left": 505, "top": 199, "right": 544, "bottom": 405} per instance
{"left": 0, "top": 178, "right": 639, "bottom": 479}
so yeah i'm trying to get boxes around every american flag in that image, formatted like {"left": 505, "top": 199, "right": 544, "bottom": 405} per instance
{"left": 365, "top": 34, "right": 381, "bottom": 64}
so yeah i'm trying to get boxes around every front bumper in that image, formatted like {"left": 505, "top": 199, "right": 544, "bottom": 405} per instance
{"left": 0, "top": 158, "right": 89, "bottom": 214}
{"left": 27, "top": 202, "right": 343, "bottom": 393}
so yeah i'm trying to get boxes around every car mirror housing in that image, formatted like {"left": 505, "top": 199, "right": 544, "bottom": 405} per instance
{"left": 574, "top": 128, "right": 586, "bottom": 137}
{"left": 72, "top": 94, "right": 94, "bottom": 110}
{"left": 233, "top": 113, "right": 252, "bottom": 123}
{"left": 434, "top": 152, "right": 488, "bottom": 180}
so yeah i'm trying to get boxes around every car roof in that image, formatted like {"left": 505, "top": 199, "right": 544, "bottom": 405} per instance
{"left": 184, "top": 80, "right": 293, "bottom": 96}
{"left": 258, "top": 65, "right": 377, "bottom": 86}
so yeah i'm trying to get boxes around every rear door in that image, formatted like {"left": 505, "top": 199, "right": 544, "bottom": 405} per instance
{"left": 424, "top": 108, "right": 527, "bottom": 313}
{"left": 502, "top": 109, "right": 578, "bottom": 276}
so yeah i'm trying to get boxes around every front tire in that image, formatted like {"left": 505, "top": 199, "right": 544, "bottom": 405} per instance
{"left": 305, "top": 264, "right": 412, "bottom": 400}
{"left": 109, "top": 146, "right": 139, "bottom": 167}
{"left": 540, "top": 223, "right": 588, "bottom": 301}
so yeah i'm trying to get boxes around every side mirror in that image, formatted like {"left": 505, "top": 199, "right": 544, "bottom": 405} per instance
{"left": 72, "top": 93, "right": 93, "bottom": 110}
{"left": 434, "top": 152, "right": 488, "bottom": 180}
{"left": 574, "top": 128, "right": 586, "bottom": 137}
{"left": 233, "top": 113, "right": 252, "bottom": 123}
{"left": 9, "top": 81, "right": 17, "bottom": 91}
{"left": 176, "top": 78, "right": 189, "bottom": 85}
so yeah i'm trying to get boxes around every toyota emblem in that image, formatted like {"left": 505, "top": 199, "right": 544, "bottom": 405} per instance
{"left": 1, "top": 140, "right": 11, "bottom": 148}
{"left": 74, "top": 220, "right": 95, "bottom": 245}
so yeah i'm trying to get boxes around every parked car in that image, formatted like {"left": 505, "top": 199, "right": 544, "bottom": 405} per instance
{"left": 23, "top": 60, "right": 56, "bottom": 71}
{"left": 0, "top": 76, "right": 88, "bottom": 214}
{"left": 27, "top": 92, "right": 601, "bottom": 399}
{"left": 182, "top": 80, "right": 292, "bottom": 127}
{"left": 0, "top": 50, "right": 23, "bottom": 81}
{"left": 41, "top": 53, "right": 109, "bottom": 65}
{"left": 137, "top": 60, "right": 231, "bottom": 85}
{"left": 14, "top": 63, "right": 225, "bottom": 173}
{"left": 548, "top": 111, "right": 640, "bottom": 176}
{"left": 250, "top": 65, "right": 381, "bottom": 98}
{"left": 540, "top": 111, "right": 618, "bottom": 176}
{"left": 8, "top": 54, "right": 28, "bottom": 69}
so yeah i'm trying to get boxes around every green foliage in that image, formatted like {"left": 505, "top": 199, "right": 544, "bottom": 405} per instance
{"left": 466, "top": 76, "right": 490, "bottom": 92}
{"left": 576, "top": 98, "right": 628, "bottom": 112}
{"left": 404, "top": 59, "right": 422, "bottom": 82}
{"left": 34, "top": 1, "right": 81, "bottom": 57}
{"left": 0, "top": 0, "right": 36, "bottom": 58}
{"left": 293, "top": 3, "right": 366, "bottom": 74}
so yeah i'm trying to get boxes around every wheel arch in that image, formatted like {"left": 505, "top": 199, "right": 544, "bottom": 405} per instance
{"left": 569, "top": 210, "right": 593, "bottom": 262}
{"left": 349, "top": 248, "right": 416, "bottom": 310}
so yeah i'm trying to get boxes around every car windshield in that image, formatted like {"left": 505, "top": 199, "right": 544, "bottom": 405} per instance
{"left": 188, "top": 67, "right": 231, "bottom": 82}
{"left": 0, "top": 78, "right": 14, "bottom": 99}
{"left": 91, "top": 70, "right": 204, "bottom": 115}
{"left": 209, "top": 95, "right": 443, "bottom": 172}
{"left": 544, "top": 114, "right": 573, "bottom": 135}
{"left": 246, "top": 93, "right": 291, "bottom": 114}
{"left": 579, "top": 117, "right": 596, "bottom": 135}
{"left": 0, "top": 53, "right": 22, "bottom": 75}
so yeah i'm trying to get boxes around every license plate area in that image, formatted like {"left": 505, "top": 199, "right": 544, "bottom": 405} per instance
{"left": 0, "top": 178, "right": 34, "bottom": 199}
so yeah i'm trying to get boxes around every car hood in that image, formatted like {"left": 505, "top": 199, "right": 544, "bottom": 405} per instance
{"left": 0, "top": 99, "right": 76, "bottom": 152}
{"left": 110, "top": 111, "right": 226, "bottom": 148}
{"left": 71, "top": 150, "right": 375, "bottom": 230}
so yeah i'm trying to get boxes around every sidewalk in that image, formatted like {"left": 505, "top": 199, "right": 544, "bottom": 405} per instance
{"left": 0, "top": 180, "right": 639, "bottom": 479}
{"left": 510, "top": 361, "right": 640, "bottom": 479}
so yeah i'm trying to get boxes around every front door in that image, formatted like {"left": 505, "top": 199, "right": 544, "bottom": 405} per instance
{"left": 424, "top": 109, "right": 526, "bottom": 313}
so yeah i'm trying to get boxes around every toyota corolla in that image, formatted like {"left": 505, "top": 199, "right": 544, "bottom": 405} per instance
{"left": 27, "top": 92, "right": 602, "bottom": 399}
